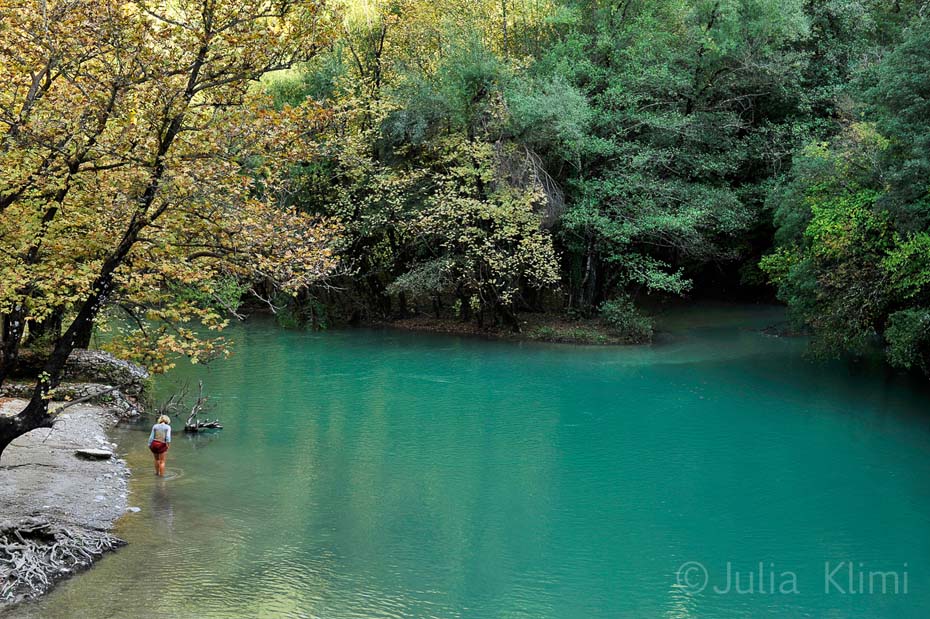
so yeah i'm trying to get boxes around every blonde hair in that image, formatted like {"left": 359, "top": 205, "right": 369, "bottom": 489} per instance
{"left": 157, "top": 415, "right": 171, "bottom": 425}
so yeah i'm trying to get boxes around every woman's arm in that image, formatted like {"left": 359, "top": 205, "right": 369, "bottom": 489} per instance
{"left": 166, "top": 426, "right": 171, "bottom": 443}
{"left": 148, "top": 427, "right": 155, "bottom": 446}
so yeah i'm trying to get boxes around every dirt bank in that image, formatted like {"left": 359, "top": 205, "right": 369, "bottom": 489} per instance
{"left": 0, "top": 398, "right": 132, "bottom": 609}
{"left": 381, "top": 314, "right": 629, "bottom": 345}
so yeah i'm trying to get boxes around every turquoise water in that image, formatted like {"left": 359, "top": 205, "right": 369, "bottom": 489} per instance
{"left": 12, "top": 305, "right": 930, "bottom": 618}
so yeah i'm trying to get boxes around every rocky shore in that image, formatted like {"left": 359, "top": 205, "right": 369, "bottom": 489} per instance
{"left": 0, "top": 351, "right": 148, "bottom": 610}
{"left": 0, "top": 398, "right": 133, "bottom": 609}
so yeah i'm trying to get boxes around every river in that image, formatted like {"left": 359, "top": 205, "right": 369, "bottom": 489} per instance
{"left": 12, "top": 304, "right": 930, "bottom": 618}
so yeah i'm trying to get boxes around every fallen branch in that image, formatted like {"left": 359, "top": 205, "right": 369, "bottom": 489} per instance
{"left": 50, "top": 386, "right": 120, "bottom": 414}
{"left": 184, "top": 381, "right": 222, "bottom": 433}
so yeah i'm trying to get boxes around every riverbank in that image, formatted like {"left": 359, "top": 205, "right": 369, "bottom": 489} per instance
{"left": 0, "top": 397, "right": 132, "bottom": 610}
{"left": 380, "top": 313, "right": 628, "bottom": 345}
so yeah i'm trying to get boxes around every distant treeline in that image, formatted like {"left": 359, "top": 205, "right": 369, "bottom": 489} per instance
{"left": 2, "top": 1, "right": 929, "bottom": 401}
{"left": 262, "top": 0, "right": 930, "bottom": 375}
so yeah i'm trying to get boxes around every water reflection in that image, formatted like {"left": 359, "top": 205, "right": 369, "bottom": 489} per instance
{"left": 151, "top": 478, "right": 175, "bottom": 530}
{"left": 11, "top": 308, "right": 930, "bottom": 619}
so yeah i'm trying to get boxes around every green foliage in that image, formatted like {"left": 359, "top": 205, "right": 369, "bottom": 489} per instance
{"left": 599, "top": 297, "right": 654, "bottom": 344}
{"left": 764, "top": 15, "right": 930, "bottom": 374}
{"left": 386, "top": 259, "right": 453, "bottom": 301}
{"left": 275, "top": 295, "right": 330, "bottom": 330}
{"left": 529, "top": 325, "right": 610, "bottom": 344}
{"left": 857, "top": 17, "right": 930, "bottom": 225}
{"left": 257, "top": 0, "right": 930, "bottom": 360}
{"left": 886, "top": 309, "right": 930, "bottom": 374}
{"left": 409, "top": 137, "right": 561, "bottom": 322}
{"left": 167, "top": 277, "right": 249, "bottom": 317}
{"left": 804, "top": 189, "right": 886, "bottom": 258}
{"left": 504, "top": 75, "right": 591, "bottom": 159}
{"left": 544, "top": 0, "right": 813, "bottom": 306}
{"left": 884, "top": 233, "right": 930, "bottom": 299}
{"left": 262, "top": 54, "right": 347, "bottom": 109}
{"left": 764, "top": 166, "right": 893, "bottom": 356}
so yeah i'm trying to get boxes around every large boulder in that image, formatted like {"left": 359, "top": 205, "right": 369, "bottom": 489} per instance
{"left": 12, "top": 349, "right": 150, "bottom": 397}
{"left": 63, "top": 350, "right": 149, "bottom": 397}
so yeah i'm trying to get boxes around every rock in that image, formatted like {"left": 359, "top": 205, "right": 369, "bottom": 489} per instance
{"left": 75, "top": 448, "right": 114, "bottom": 460}
{"left": 13, "top": 349, "right": 150, "bottom": 396}
{"left": 126, "top": 507, "right": 141, "bottom": 513}
{"left": 65, "top": 350, "right": 149, "bottom": 396}
{"left": 0, "top": 394, "right": 127, "bottom": 617}
{"left": 2, "top": 381, "right": 143, "bottom": 419}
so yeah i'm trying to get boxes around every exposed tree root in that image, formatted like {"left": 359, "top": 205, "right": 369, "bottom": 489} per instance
{"left": 0, "top": 518, "right": 124, "bottom": 606}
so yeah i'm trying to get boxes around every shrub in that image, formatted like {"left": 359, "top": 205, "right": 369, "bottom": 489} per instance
{"left": 885, "top": 309, "right": 930, "bottom": 374}
{"left": 600, "top": 297, "right": 653, "bottom": 343}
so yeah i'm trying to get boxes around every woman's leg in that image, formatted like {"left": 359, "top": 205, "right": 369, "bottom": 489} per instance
{"left": 153, "top": 451, "right": 160, "bottom": 475}
{"left": 158, "top": 451, "right": 167, "bottom": 476}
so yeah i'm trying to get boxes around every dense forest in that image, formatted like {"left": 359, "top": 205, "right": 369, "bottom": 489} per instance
{"left": 2, "top": 1, "right": 930, "bottom": 447}
{"left": 266, "top": 0, "right": 930, "bottom": 370}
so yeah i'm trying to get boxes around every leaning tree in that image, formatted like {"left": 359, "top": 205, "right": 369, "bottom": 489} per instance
{"left": 0, "top": 0, "right": 341, "bottom": 456}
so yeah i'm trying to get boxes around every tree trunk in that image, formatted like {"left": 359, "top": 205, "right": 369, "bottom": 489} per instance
{"left": 0, "top": 397, "right": 52, "bottom": 458}
{"left": 0, "top": 307, "right": 26, "bottom": 388}
{"left": 0, "top": 224, "right": 131, "bottom": 459}
{"left": 580, "top": 233, "right": 599, "bottom": 311}
{"left": 499, "top": 303, "right": 521, "bottom": 333}
{"left": 25, "top": 307, "right": 64, "bottom": 347}
{"left": 71, "top": 315, "right": 94, "bottom": 349}
{"left": 457, "top": 286, "right": 471, "bottom": 322}
{"left": 501, "top": 0, "right": 509, "bottom": 55}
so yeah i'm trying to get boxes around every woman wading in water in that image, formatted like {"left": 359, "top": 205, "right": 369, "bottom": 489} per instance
{"left": 148, "top": 415, "right": 172, "bottom": 476}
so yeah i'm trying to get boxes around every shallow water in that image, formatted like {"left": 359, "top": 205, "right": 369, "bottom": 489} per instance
{"left": 12, "top": 304, "right": 930, "bottom": 618}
